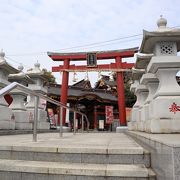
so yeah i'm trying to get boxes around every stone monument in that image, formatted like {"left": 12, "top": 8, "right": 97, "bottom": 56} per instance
{"left": 8, "top": 64, "right": 34, "bottom": 129}
{"left": 128, "top": 67, "right": 144, "bottom": 131}
{"left": 133, "top": 16, "right": 180, "bottom": 133}
{"left": 0, "top": 50, "right": 19, "bottom": 129}
{"left": 26, "top": 62, "right": 49, "bottom": 129}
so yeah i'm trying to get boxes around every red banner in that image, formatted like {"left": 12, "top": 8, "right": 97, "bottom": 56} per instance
{"left": 105, "top": 106, "right": 114, "bottom": 124}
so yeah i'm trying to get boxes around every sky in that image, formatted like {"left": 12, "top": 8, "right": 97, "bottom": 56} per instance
{"left": 0, "top": 0, "right": 179, "bottom": 86}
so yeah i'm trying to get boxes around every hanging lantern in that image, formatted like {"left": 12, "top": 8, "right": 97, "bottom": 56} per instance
{"left": 109, "top": 71, "right": 114, "bottom": 81}
{"left": 73, "top": 72, "right": 78, "bottom": 82}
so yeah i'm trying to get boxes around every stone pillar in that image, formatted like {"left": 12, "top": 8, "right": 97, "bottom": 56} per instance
{"left": 0, "top": 50, "right": 19, "bottom": 129}
{"left": 135, "top": 84, "right": 148, "bottom": 131}
{"left": 147, "top": 56, "right": 180, "bottom": 133}
{"left": 128, "top": 80, "right": 139, "bottom": 130}
{"left": 26, "top": 62, "right": 49, "bottom": 130}
{"left": 128, "top": 66, "right": 145, "bottom": 131}
{"left": 140, "top": 73, "right": 159, "bottom": 132}
{"left": 8, "top": 65, "right": 34, "bottom": 129}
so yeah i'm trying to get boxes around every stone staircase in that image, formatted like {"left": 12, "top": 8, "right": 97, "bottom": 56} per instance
{"left": 0, "top": 133, "right": 156, "bottom": 179}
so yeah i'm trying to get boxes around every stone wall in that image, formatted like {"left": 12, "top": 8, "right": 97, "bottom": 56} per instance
{"left": 127, "top": 131, "right": 180, "bottom": 180}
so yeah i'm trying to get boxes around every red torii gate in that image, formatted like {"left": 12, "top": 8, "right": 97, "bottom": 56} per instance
{"left": 48, "top": 47, "right": 138, "bottom": 126}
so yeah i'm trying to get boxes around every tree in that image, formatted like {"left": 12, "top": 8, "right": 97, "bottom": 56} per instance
{"left": 124, "top": 82, "right": 136, "bottom": 108}
{"left": 42, "top": 68, "right": 56, "bottom": 84}
{"left": 123, "top": 72, "right": 136, "bottom": 107}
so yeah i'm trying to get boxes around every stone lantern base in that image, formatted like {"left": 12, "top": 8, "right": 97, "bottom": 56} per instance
{"left": 13, "top": 111, "right": 32, "bottom": 130}
{"left": 27, "top": 109, "right": 49, "bottom": 130}
{"left": 127, "top": 121, "right": 137, "bottom": 131}
{"left": 144, "top": 96, "right": 180, "bottom": 133}
{"left": 0, "top": 107, "right": 15, "bottom": 130}
{"left": 144, "top": 119, "right": 180, "bottom": 133}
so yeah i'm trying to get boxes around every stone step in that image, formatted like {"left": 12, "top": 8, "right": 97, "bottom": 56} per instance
{"left": 0, "top": 145, "right": 150, "bottom": 167}
{"left": 0, "top": 159, "right": 155, "bottom": 180}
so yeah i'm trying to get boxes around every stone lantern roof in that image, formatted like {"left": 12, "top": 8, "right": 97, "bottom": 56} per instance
{"left": 26, "top": 62, "right": 47, "bottom": 82}
{"left": 132, "top": 67, "right": 145, "bottom": 81}
{"left": 8, "top": 64, "right": 34, "bottom": 85}
{"left": 139, "top": 16, "right": 180, "bottom": 53}
{"left": 130, "top": 80, "right": 139, "bottom": 93}
{"left": 135, "top": 53, "right": 153, "bottom": 69}
{"left": 0, "top": 50, "right": 19, "bottom": 74}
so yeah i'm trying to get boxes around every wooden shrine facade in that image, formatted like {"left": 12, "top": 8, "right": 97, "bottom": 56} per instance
{"left": 47, "top": 81, "right": 119, "bottom": 129}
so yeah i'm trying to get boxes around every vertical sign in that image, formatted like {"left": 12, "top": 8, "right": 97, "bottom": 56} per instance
{"left": 87, "top": 53, "right": 97, "bottom": 67}
{"left": 105, "top": 106, "right": 114, "bottom": 124}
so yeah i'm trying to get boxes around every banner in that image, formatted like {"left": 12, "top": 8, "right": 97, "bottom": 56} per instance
{"left": 105, "top": 106, "right": 114, "bottom": 124}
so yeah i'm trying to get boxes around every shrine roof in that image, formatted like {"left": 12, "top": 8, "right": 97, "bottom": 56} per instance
{"left": 47, "top": 47, "right": 138, "bottom": 61}
{"left": 48, "top": 84, "right": 117, "bottom": 102}
{"left": 72, "top": 79, "right": 92, "bottom": 89}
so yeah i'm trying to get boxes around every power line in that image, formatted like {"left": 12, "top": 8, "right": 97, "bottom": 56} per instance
{"left": 7, "top": 33, "right": 142, "bottom": 57}
{"left": 74, "top": 37, "right": 141, "bottom": 51}
{"left": 5, "top": 25, "right": 180, "bottom": 57}
{"left": 5, "top": 56, "right": 31, "bottom": 69}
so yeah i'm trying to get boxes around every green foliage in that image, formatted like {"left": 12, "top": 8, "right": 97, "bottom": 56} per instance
{"left": 42, "top": 68, "right": 56, "bottom": 84}
{"left": 124, "top": 83, "right": 136, "bottom": 107}
{"left": 123, "top": 72, "right": 136, "bottom": 108}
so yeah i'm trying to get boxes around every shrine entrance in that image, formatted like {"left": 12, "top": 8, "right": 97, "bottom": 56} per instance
{"left": 48, "top": 47, "right": 137, "bottom": 126}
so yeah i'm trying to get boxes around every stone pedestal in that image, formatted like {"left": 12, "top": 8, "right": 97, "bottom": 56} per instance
{"left": 0, "top": 86, "right": 13, "bottom": 128}
{"left": 140, "top": 73, "right": 159, "bottom": 132}
{"left": 146, "top": 56, "right": 180, "bottom": 133}
{"left": 135, "top": 85, "right": 148, "bottom": 131}
{"left": 128, "top": 67, "right": 145, "bottom": 131}
{"left": 26, "top": 109, "right": 49, "bottom": 130}
{"left": 0, "top": 93, "right": 15, "bottom": 129}
{"left": 128, "top": 80, "right": 140, "bottom": 131}
{"left": 0, "top": 105, "right": 15, "bottom": 129}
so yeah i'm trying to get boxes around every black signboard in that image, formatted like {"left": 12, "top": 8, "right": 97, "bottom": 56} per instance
{"left": 87, "top": 53, "right": 97, "bottom": 67}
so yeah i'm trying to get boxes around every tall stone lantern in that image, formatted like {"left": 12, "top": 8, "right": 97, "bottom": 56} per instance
{"left": 26, "top": 62, "right": 49, "bottom": 129}
{"left": 0, "top": 50, "right": 19, "bottom": 129}
{"left": 128, "top": 67, "right": 145, "bottom": 131}
{"left": 140, "top": 16, "right": 180, "bottom": 133}
{"left": 8, "top": 65, "right": 34, "bottom": 129}
{"left": 134, "top": 53, "right": 159, "bottom": 132}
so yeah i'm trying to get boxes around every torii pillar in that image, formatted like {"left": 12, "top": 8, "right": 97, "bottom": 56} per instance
{"left": 116, "top": 56, "right": 126, "bottom": 126}
{"left": 61, "top": 59, "right": 70, "bottom": 125}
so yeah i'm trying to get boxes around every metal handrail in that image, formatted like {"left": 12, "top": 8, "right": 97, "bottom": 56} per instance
{"left": 0, "top": 82, "right": 89, "bottom": 141}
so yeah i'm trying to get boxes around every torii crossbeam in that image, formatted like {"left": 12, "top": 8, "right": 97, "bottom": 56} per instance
{"left": 48, "top": 47, "right": 138, "bottom": 126}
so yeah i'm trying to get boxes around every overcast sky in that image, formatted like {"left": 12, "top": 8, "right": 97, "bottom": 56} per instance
{"left": 0, "top": 0, "right": 179, "bottom": 86}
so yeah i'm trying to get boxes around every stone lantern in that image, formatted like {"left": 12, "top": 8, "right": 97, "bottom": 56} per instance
{"left": 26, "top": 62, "right": 49, "bottom": 129}
{"left": 8, "top": 64, "right": 34, "bottom": 129}
{"left": 128, "top": 67, "right": 145, "bottom": 130}
{"left": 135, "top": 84, "right": 148, "bottom": 131}
{"left": 133, "top": 53, "right": 159, "bottom": 132}
{"left": 140, "top": 73, "right": 159, "bottom": 132}
{"left": 139, "top": 16, "right": 180, "bottom": 133}
{"left": 0, "top": 50, "right": 19, "bottom": 129}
